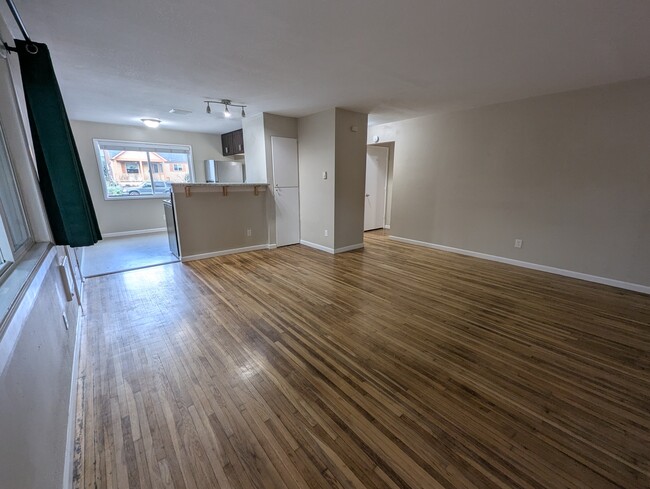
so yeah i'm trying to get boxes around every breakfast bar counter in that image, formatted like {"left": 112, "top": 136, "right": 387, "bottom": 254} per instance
{"left": 169, "top": 183, "right": 271, "bottom": 261}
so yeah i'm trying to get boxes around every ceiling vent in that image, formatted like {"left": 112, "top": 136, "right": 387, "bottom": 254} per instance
{"left": 169, "top": 108, "right": 192, "bottom": 115}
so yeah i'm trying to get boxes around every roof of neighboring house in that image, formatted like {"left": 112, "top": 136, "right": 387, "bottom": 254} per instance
{"left": 161, "top": 153, "right": 190, "bottom": 163}
{"left": 112, "top": 150, "right": 167, "bottom": 162}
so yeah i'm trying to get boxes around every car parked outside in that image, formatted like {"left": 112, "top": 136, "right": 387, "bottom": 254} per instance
{"left": 125, "top": 181, "right": 172, "bottom": 196}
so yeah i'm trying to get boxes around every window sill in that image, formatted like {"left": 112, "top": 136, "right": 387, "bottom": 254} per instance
{"left": 0, "top": 242, "right": 51, "bottom": 338}
{"left": 103, "top": 194, "right": 174, "bottom": 202}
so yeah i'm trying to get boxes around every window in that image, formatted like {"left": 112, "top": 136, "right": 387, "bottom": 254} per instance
{"left": 0, "top": 120, "right": 32, "bottom": 277}
{"left": 125, "top": 162, "right": 140, "bottom": 174}
{"left": 93, "top": 139, "right": 193, "bottom": 200}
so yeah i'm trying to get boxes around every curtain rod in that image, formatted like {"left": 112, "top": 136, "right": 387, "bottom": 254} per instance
{"left": 5, "top": 0, "right": 32, "bottom": 43}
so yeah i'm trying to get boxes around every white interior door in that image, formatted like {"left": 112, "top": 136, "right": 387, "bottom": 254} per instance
{"left": 365, "top": 146, "right": 388, "bottom": 231}
{"left": 272, "top": 137, "right": 300, "bottom": 246}
{"left": 275, "top": 187, "right": 300, "bottom": 246}
{"left": 271, "top": 137, "right": 299, "bottom": 188}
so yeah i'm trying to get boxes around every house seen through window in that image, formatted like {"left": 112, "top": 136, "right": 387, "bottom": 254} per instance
{"left": 93, "top": 139, "right": 194, "bottom": 199}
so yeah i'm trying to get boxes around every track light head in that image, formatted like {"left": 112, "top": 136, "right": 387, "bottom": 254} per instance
{"left": 204, "top": 99, "right": 246, "bottom": 118}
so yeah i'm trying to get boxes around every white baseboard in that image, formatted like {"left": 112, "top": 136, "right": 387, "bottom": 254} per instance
{"left": 390, "top": 236, "right": 649, "bottom": 294}
{"left": 300, "top": 240, "right": 364, "bottom": 254}
{"left": 74, "top": 247, "right": 85, "bottom": 274}
{"left": 300, "top": 240, "right": 334, "bottom": 254}
{"left": 180, "top": 244, "right": 272, "bottom": 262}
{"left": 335, "top": 243, "right": 364, "bottom": 253}
{"left": 384, "top": 224, "right": 391, "bottom": 230}
{"left": 63, "top": 308, "right": 83, "bottom": 489}
{"left": 102, "top": 227, "right": 166, "bottom": 238}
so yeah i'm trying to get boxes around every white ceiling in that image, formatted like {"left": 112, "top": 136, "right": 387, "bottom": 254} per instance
{"left": 4, "top": 0, "right": 650, "bottom": 134}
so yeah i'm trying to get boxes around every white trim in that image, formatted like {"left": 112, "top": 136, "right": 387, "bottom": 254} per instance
{"left": 92, "top": 138, "right": 195, "bottom": 202}
{"left": 335, "top": 243, "right": 364, "bottom": 253}
{"left": 180, "top": 244, "right": 273, "bottom": 262}
{"left": 300, "top": 240, "right": 334, "bottom": 254}
{"left": 62, "top": 309, "right": 83, "bottom": 489}
{"left": 300, "top": 240, "right": 364, "bottom": 254}
{"left": 383, "top": 225, "right": 391, "bottom": 230}
{"left": 389, "top": 236, "right": 650, "bottom": 295}
{"left": 102, "top": 227, "right": 166, "bottom": 238}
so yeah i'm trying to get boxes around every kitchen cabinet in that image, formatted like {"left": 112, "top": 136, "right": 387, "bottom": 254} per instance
{"left": 221, "top": 129, "right": 244, "bottom": 156}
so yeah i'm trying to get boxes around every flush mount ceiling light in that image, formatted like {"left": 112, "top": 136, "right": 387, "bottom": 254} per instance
{"left": 204, "top": 99, "right": 247, "bottom": 118}
{"left": 140, "top": 118, "right": 161, "bottom": 128}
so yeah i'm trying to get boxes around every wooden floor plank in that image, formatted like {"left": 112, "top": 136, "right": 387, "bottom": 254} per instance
{"left": 75, "top": 231, "right": 650, "bottom": 488}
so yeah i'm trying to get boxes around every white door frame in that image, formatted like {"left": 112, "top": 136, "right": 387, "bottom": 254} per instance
{"left": 365, "top": 145, "right": 389, "bottom": 231}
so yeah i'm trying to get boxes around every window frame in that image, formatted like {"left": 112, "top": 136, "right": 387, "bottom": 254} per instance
{"left": 0, "top": 117, "right": 33, "bottom": 284}
{"left": 92, "top": 139, "right": 194, "bottom": 201}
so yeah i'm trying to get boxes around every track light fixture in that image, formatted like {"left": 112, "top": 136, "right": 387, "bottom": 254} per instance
{"left": 204, "top": 99, "right": 247, "bottom": 118}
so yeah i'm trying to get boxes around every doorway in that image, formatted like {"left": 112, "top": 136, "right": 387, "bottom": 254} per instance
{"left": 364, "top": 145, "right": 389, "bottom": 231}
{"left": 272, "top": 136, "right": 300, "bottom": 247}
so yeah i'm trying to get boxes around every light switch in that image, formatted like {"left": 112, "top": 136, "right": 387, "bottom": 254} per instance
{"left": 322, "top": 171, "right": 327, "bottom": 180}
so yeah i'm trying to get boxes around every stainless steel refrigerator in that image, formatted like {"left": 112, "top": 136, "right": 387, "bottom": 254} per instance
{"left": 204, "top": 160, "right": 245, "bottom": 183}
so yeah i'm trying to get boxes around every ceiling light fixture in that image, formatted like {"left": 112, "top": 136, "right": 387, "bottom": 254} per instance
{"left": 141, "top": 118, "right": 161, "bottom": 128}
{"left": 204, "top": 99, "right": 247, "bottom": 118}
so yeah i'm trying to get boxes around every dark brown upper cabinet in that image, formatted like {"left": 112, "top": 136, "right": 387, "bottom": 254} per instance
{"left": 221, "top": 129, "right": 244, "bottom": 156}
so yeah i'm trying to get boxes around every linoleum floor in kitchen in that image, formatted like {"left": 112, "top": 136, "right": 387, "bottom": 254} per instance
{"left": 81, "top": 232, "right": 177, "bottom": 277}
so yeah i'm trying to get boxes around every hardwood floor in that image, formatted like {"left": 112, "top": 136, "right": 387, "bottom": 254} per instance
{"left": 74, "top": 231, "right": 650, "bottom": 489}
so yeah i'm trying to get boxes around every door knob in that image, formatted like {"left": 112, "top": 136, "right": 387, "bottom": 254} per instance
{"left": 366, "top": 193, "right": 370, "bottom": 197}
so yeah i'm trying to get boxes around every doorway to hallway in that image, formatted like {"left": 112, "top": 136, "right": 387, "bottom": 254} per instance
{"left": 364, "top": 145, "right": 389, "bottom": 231}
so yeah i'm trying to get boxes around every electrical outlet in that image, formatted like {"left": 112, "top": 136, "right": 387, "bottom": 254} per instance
{"left": 324, "top": 229, "right": 329, "bottom": 237}
{"left": 514, "top": 239, "right": 523, "bottom": 249}
{"left": 246, "top": 228, "right": 252, "bottom": 237}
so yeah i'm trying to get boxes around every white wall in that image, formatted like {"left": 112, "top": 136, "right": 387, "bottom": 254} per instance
{"left": 242, "top": 114, "right": 266, "bottom": 184}
{"left": 369, "top": 77, "right": 650, "bottom": 288}
{"left": 70, "top": 120, "right": 223, "bottom": 234}
{"left": 298, "top": 108, "right": 368, "bottom": 252}
{"left": 1, "top": 11, "right": 83, "bottom": 489}
{"left": 298, "top": 109, "right": 336, "bottom": 249}
{"left": 0, "top": 247, "right": 82, "bottom": 489}
{"left": 334, "top": 109, "right": 367, "bottom": 249}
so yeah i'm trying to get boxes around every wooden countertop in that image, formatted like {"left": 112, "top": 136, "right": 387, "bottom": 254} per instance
{"left": 171, "top": 182, "right": 269, "bottom": 196}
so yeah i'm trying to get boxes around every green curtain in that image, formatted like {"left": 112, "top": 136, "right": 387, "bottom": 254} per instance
{"left": 15, "top": 40, "right": 101, "bottom": 247}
